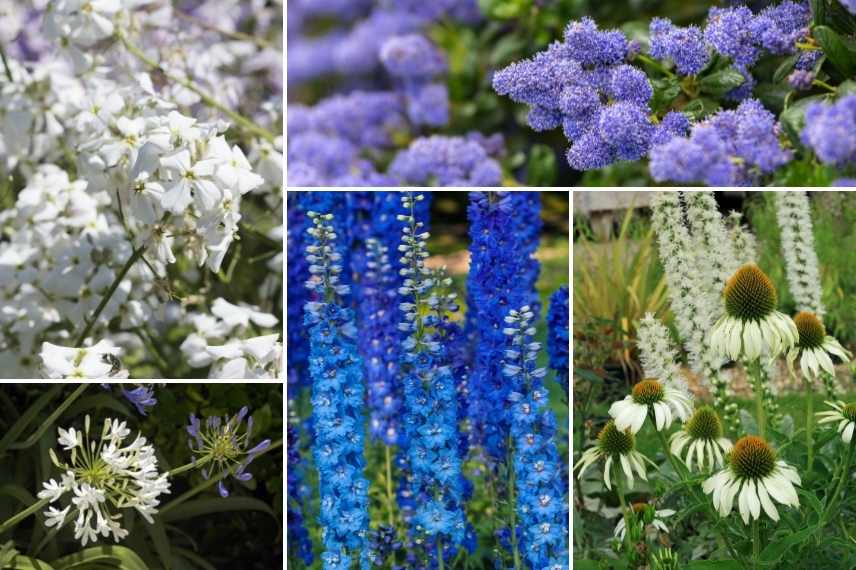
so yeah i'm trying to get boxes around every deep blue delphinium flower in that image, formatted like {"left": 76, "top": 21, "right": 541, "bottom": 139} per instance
{"left": 802, "top": 95, "right": 856, "bottom": 166}
{"left": 287, "top": 195, "right": 312, "bottom": 388}
{"left": 389, "top": 135, "right": 503, "bottom": 185}
{"left": 546, "top": 286, "right": 569, "bottom": 395}
{"left": 304, "top": 211, "right": 371, "bottom": 569}
{"left": 650, "top": 99, "right": 792, "bottom": 186}
{"left": 397, "top": 193, "right": 467, "bottom": 559}
{"left": 287, "top": 424, "right": 314, "bottom": 565}
{"left": 465, "top": 191, "right": 541, "bottom": 465}
{"left": 502, "top": 307, "right": 569, "bottom": 570}
{"left": 649, "top": 18, "right": 710, "bottom": 76}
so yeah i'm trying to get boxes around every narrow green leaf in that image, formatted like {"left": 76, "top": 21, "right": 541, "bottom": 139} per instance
{"left": 160, "top": 498, "right": 276, "bottom": 524}
{"left": 52, "top": 546, "right": 148, "bottom": 570}
{"left": 3, "top": 556, "right": 56, "bottom": 570}
{"left": 144, "top": 521, "right": 171, "bottom": 570}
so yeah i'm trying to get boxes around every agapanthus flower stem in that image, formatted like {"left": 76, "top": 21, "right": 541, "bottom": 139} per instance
{"left": 0, "top": 41, "right": 13, "bottom": 82}
{"left": 7, "top": 384, "right": 89, "bottom": 451}
{"left": 117, "top": 33, "right": 276, "bottom": 143}
{"left": 74, "top": 246, "right": 146, "bottom": 348}
{"left": 0, "top": 497, "right": 50, "bottom": 535}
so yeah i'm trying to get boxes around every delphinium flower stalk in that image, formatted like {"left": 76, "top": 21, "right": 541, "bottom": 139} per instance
{"left": 774, "top": 191, "right": 824, "bottom": 317}
{"left": 546, "top": 286, "right": 569, "bottom": 396}
{"left": 287, "top": 193, "right": 313, "bottom": 390}
{"left": 287, "top": 424, "right": 314, "bottom": 566}
{"left": 503, "top": 306, "right": 569, "bottom": 569}
{"left": 397, "top": 192, "right": 467, "bottom": 566}
{"left": 303, "top": 211, "right": 371, "bottom": 569}
{"left": 650, "top": 193, "right": 737, "bottom": 432}
{"left": 34, "top": 416, "right": 170, "bottom": 546}
{"left": 465, "top": 191, "right": 541, "bottom": 465}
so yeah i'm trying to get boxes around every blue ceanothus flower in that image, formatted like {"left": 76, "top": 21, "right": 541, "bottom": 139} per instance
{"left": 503, "top": 307, "right": 569, "bottom": 570}
{"left": 397, "top": 192, "right": 468, "bottom": 561}
{"left": 465, "top": 191, "right": 541, "bottom": 465}
{"left": 547, "top": 286, "right": 570, "bottom": 395}
{"left": 304, "top": 211, "right": 370, "bottom": 570}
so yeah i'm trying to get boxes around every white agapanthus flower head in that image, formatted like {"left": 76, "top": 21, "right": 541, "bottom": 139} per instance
{"left": 38, "top": 415, "right": 171, "bottom": 546}
{"left": 786, "top": 311, "right": 852, "bottom": 380}
{"left": 39, "top": 340, "right": 128, "bottom": 379}
{"left": 670, "top": 406, "right": 733, "bottom": 471}
{"left": 702, "top": 435, "right": 801, "bottom": 525}
{"left": 613, "top": 503, "right": 675, "bottom": 541}
{"left": 575, "top": 420, "right": 649, "bottom": 491}
{"left": 609, "top": 378, "right": 693, "bottom": 434}
{"left": 817, "top": 401, "right": 856, "bottom": 444}
{"left": 709, "top": 263, "right": 798, "bottom": 362}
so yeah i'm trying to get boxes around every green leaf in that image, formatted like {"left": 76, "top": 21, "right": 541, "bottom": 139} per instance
{"left": 685, "top": 561, "right": 743, "bottom": 570}
{"left": 2, "top": 556, "right": 56, "bottom": 570}
{"left": 699, "top": 68, "right": 746, "bottom": 95}
{"left": 572, "top": 561, "right": 601, "bottom": 570}
{"left": 814, "top": 26, "right": 856, "bottom": 78}
{"left": 773, "top": 54, "right": 799, "bottom": 83}
{"left": 52, "top": 546, "right": 148, "bottom": 570}
{"left": 812, "top": 0, "right": 826, "bottom": 26}
{"left": 144, "top": 521, "right": 170, "bottom": 570}
{"left": 779, "top": 94, "right": 831, "bottom": 148}
{"left": 526, "top": 144, "right": 557, "bottom": 186}
{"left": 839, "top": 79, "right": 856, "bottom": 97}
{"left": 760, "top": 524, "right": 821, "bottom": 564}
{"left": 682, "top": 97, "right": 721, "bottom": 120}
{"left": 160, "top": 498, "right": 276, "bottom": 524}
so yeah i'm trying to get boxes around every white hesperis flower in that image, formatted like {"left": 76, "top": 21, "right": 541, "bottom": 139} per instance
{"left": 709, "top": 263, "right": 798, "bottom": 362}
{"left": 817, "top": 401, "right": 856, "bottom": 443}
{"left": 205, "top": 334, "right": 282, "bottom": 379}
{"left": 670, "top": 406, "right": 733, "bottom": 471}
{"left": 40, "top": 340, "right": 128, "bottom": 379}
{"left": 38, "top": 415, "right": 170, "bottom": 546}
{"left": 786, "top": 311, "right": 851, "bottom": 380}
{"left": 702, "top": 435, "right": 800, "bottom": 524}
{"left": 609, "top": 378, "right": 693, "bottom": 434}
{"left": 575, "top": 420, "right": 649, "bottom": 491}
{"left": 44, "top": 0, "right": 122, "bottom": 48}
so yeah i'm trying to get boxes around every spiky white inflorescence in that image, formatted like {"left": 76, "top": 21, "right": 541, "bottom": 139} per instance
{"left": 637, "top": 313, "right": 687, "bottom": 391}
{"left": 684, "top": 191, "right": 741, "bottom": 299}
{"left": 726, "top": 211, "right": 758, "bottom": 266}
{"left": 38, "top": 416, "right": 170, "bottom": 546}
{"left": 774, "top": 192, "right": 825, "bottom": 317}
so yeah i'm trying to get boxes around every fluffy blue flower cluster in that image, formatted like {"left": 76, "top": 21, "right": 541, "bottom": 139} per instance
{"left": 287, "top": 424, "right": 314, "bottom": 566}
{"left": 649, "top": 99, "right": 792, "bottom": 185}
{"left": 502, "top": 307, "right": 568, "bottom": 569}
{"left": 492, "top": 18, "right": 690, "bottom": 170}
{"left": 381, "top": 34, "right": 449, "bottom": 127}
{"left": 304, "top": 211, "right": 371, "bottom": 570}
{"left": 705, "top": 2, "right": 809, "bottom": 66}
{"left": 649, "top": 18, "right": 709, "bottom": 76}
{"left": 547, "top": 286, "right": 569, "bottom": 395}
{"left": 389, "top": 135, "right": 503, "bottom": 185}
{"left": 465, "top": 191, "right": 542, "bottom": 463}
{"left": 802, "top": 95, "right": 856, "bottom": 167}
{"left": 396, "top": 193, "right": 468, "bottom": 553}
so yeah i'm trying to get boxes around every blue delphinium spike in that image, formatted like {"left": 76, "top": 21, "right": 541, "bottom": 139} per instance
{"left": 397, "top": 192, "right": 467, "bottom": 563}
{"left": 465, "top": 191, "right": 541, "bottom": 465}
{"left": 547, "top": 286, "right": 570, "bottom": 395}
{"left": 287, "top": 423, "right": 314, "bottom": 565}
{"left": 304, "top": 210, "right": 371, "bottom": 570}
{"left": 503, "top": 306, "right": 569, "bottom": 569}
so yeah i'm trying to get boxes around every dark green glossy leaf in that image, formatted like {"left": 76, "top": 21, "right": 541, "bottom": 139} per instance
{"left": 699, "top": 68, "right": 746, "bottom": 95}
{"left": 814, "top": 26, "right": 856, "bottom": 78}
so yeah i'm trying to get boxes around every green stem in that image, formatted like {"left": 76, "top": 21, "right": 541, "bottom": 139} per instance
{"left": 118, "top": 33, "right": 275, "bottom": 142}
{"left": 812, "top": 79, "right": 837, "bottom": 93}
{"left": 8, "top": 384, "right": 89, "bottom": 450}
{"left": 385, "top": 445, "right": 395, "bottom": 527}
{"left": 0, "top": 41, "right": 13, "bottom": 82}
{"left": 751, "top": 519, "right": 760, "bottom": 570}
{"left": 508, "top": 441, "right": 522, "bottom": 570}
{"left": 635, "top": 53, "right": 676, "bottom": 79}
{"left": 0, "top": 498, "right": 49, "bottom": 536}
{"left": 74, "top": 246, "right": 146, "bottom": 348}
{"left": 822, "top": 436, "right": 856, "bottom": 525}
{"left": 805, "top": 378, "right": 815, "bottom": 473}
{"left": 174, "top": 9, "right": 275, "bottom": 49}
{"left": 749, "top": 360, "right": 767, "bottom": 438}
{"left": 167, "top": 461, "right": 205, "bottom": 478}
{"left": 613, "top": 473, "right": 634, "bottom": 559}
{"left": 437, "top": 539, "right": 444, "bottom": 570}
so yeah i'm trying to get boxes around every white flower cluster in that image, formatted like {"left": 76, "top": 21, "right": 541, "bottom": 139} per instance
{"left": 40, "top": 340, "right": 128, "bottom": 379}
{"left": 684, "top": 191, "right": 741, "bottom": 298}
{"left": 774, "top": 192, "right": 825, "bottom": 317}
{"left": 637, "top": 313, "right": 687, "bottom": 391}
{"left": 38, "top": 416, "right": 170, "bottom": 546}
{"left": 181, "top": 298, "right": 281, "bottom": 379}
{"left": 725, "top": 211, "right": 758, "bottom": 266}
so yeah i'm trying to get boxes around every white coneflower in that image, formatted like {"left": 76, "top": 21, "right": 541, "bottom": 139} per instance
{"left": 786, "top": 311, "right": 851, "bottom": 379}
{"left": 709, "top": 263, "right": 798, "bottom": 361}
{"left": 575, "top": 421, "right": 649, "bottom": 491}
{"left": 609, "top": 378, "right": 693, "bottom": 434}
{"left": 670, "top": 406, "right": 733, "bottom": 471}
{"left": 817, "top": 401, "right": 856, "bottom": 443}
{"left": 774, "top": 191, "right": 824, "bottom": 317}
{"left": 702, "top": 436, "right": 801, "bottom": 524}
{"left": 613, "top": 502, "right": 675, "bottom": 541}
{"left": 37, "top": 415, "right": 170, "bottom": 546}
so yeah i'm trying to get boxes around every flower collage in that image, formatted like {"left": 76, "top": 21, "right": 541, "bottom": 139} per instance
{"left": 7, "top": 0, "right": 856, "bottom": 569}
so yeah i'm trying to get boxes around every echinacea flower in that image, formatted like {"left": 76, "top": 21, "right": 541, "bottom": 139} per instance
{"left": 614, "top": 502, "right": 675, "bottom": 541}
{"left": 609, "top": 378, "right": 693, "bottom": 433}
{"left": 817, "top": 401, "right": 856, "bottom": 443}
{"left": 38, "top": 415, "right": 170, "bottom": 546}
{"left": 702, "top": 435, "right": 801, "bottom": 524}
{"left": 575, "top": 420, "right": 649, "bottom": 490}
{"left": 670, "top": 406, "right": 733, "bottom": 471}
{"left": 710, "top": 263, "right": 798, "bottom": 361}
{"left": 186, "top": 407, "right": 271, "bottom": 498}
{"left": 786, "top": 311, "right": 851, "bottom": 379}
